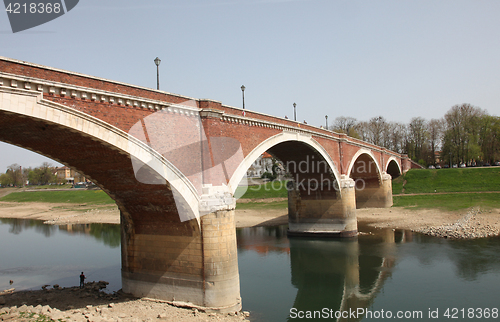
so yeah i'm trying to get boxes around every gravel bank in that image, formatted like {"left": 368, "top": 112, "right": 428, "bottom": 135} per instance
{"left": 414, "top": 208, "right": 500, "bottom": 239}
{"left": 357, "top": 207, "right": 500, "bottom": 240}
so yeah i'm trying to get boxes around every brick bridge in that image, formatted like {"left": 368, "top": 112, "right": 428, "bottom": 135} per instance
{"left": 0, "top": 57, "right": 412, "bottom": 312}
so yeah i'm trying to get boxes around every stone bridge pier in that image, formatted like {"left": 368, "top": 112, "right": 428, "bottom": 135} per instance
{"left": 120, "top": 185, "right": 241, "bottom": 313}
{"left": 287, "top": 176, "right": 357, "bottom": 237}
{"left": 353, "top": 172, "right": 393, "bottom": 209}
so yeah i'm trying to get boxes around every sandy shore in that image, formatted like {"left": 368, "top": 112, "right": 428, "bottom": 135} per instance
{"left": 2, "top": 199, "right": 500, "bottom": 321}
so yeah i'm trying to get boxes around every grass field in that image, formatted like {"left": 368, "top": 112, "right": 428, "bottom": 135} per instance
{"left": 237, "top": 180, "right": 289, "bottom": 199}
{"left": 26, "top": 184, "right": 74, "bottom": 190}
{"left": 236, "top": 200, "right": 288, "bottom": 210}
{"left": 392, "top": 167, "right": 500, "bottom": 194}
{"left": 0, "top": 189, "right": 115, "bottom": 204}
{"left": 393, "top": 192, "right": 500, "bottom": 211}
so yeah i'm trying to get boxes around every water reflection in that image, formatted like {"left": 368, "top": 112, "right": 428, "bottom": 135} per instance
{"left": 448, "top": 238, "right": 500, "bottom": 280}
{"left": 237, "top": 225, "right": 290, "bottom": 255}
{"left": 0, "top": 218, "right": 57, "bottom": 236}
{"left": 237, "top": 226, "right": 500, "bottom": 321}
{"left": 0, "top": 218, "right": 120, "bottom": 247}
{"left": 287, "top": 229, "right": 404, "bottom": 322}
{"left": 0, "top": 218, "right": 122, "bottom": 293}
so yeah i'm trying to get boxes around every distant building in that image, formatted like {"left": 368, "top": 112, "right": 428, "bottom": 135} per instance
{"left": 56, "top": 166, "right": 88, "bottom": 184}
{"left": 435, "top": 151, "right": 441, "bottom": 164}
{"left": 247, "top": 152, "right": 274, "bottom": 177}
{"left": 56, "top": 166, "right": 71, "bottom": 183}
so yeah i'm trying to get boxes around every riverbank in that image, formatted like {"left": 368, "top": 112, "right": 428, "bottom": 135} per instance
{"left": 356, "top": 206, "right": 500, "bottom": 239}
{"left": 0, "top": 282, "right": 249, "bottom": 322}
{"left": 1, "top": 199, "right": 499, "bottom": 237}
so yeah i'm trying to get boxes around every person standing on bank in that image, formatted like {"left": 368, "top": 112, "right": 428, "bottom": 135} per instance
{"left": 80, "top": 272, "right": 86, "bottom": 288}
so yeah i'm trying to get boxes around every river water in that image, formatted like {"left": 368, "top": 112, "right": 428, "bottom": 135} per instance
{"left": 1, "top": 219, "right": 500, "bottom": 321}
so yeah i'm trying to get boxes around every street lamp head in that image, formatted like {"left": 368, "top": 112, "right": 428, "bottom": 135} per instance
{"left": 241, "top": 85, "right": 245, "bottom": 92}
{"left": 293, "top": 102, "right": 296, "bottom": 108}
{"left": 154, "top": 57, "right": 161, "bottom": 66}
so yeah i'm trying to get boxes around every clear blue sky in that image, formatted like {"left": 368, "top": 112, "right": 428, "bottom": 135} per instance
{"left": 1, "top": 0, "right": 500, "bottom": 171}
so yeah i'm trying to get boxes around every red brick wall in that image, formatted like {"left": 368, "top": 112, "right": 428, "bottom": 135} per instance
{"left": 1, "top": 58, "right": 406, "bottom": 180}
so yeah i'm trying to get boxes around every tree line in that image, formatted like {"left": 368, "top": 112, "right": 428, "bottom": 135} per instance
{"left": 0, "top": 162, "right": 58, "bottom": 187}
{"left": 330, "top": 103, "right": 500, "bottom": 167}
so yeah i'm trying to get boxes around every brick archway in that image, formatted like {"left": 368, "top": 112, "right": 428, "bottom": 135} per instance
{"left": 346, "top": 149, "right": 383, "bottom": 183}
{"left": 228, "top": 131, "right": 342, "bottom": 194}
{"left": 0, "top": 86, "right": 201, "bottom": 222}
{"left": 347, "top": 149, "right": 392, "bottom": 209}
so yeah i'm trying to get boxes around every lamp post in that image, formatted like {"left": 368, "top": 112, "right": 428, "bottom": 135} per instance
{"left": 293, "top": 102, "right": 296, "bottom": 121}
{"left": 154, "top": 57, "right": 161, "bottom": 90}
{"left": 241, "top": 85, "right": 245, "bottom": 110}
{"left": 325, "top": 115, "right": 328, "bottom": 129}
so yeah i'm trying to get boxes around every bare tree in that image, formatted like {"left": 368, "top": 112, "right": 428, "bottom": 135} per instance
{"left": 427, "top": 119, "right": 443, "bottom": 165}
{"left": 327, "top": 103, "right": 495, "bottom": 166}
{"left": 354, "top": 121, "right": 369, "bottom": 142}
{"left": 408, "top": 117, "right": 428, "bottom": 163}
{"left": 332, "top": 116, "right": 357, "bottom": 136}
{"left": 367, "top": 116, "right": 387, "bottom": 146}
{"left": 387, "top": 122, "right": 407, "bottom": 153}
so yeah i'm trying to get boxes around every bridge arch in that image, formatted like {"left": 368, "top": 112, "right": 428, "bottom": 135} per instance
{"left": 385, "top": 157, "right": 402, "bottom": 178}
{"left": 0, "top": 86, "right": 242, "bottom": 311}
{"left": 346, "top": 149, "right": 383, "bottom": 183}
{"left": 0, "top": 86, "right": 200, "bottom": 222}
{"left": 228, "top": 131, "right": 342, "bottom": 195}
{"left": 346, "top": 149, "right": 394, "bottom": 209}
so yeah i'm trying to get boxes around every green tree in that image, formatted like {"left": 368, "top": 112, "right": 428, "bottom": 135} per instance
{"left": 6, "top": 164, "right": 23, "bottom": 186}
{"left": 442, "top": 104, "right": 485, "bottom": 165}
{"left": 0, "top": 173, "right": 13, "bottom": 186}
{"left": 27, "top": 162, "right": 56, "bottom": 185}
{"left": 478, "top": 115, "right": 500, "bottom": 163}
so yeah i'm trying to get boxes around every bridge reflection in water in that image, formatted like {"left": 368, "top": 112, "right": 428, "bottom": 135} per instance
{"left": 236, "top": 226, "right": 410, "bottom": 321}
